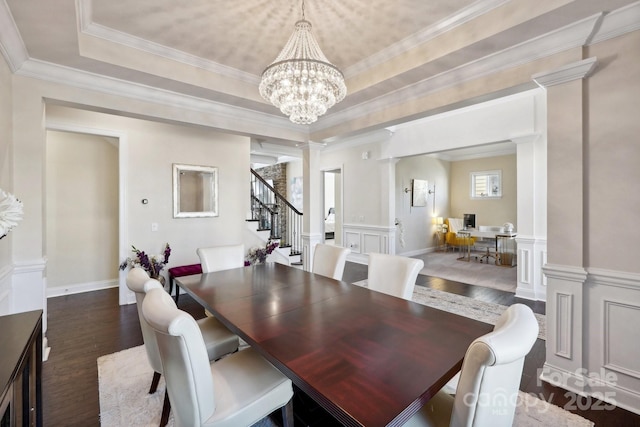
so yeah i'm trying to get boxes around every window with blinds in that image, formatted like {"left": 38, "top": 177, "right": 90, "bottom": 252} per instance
{"left": 470, "top": 170, "right": 502, "bottom": 199}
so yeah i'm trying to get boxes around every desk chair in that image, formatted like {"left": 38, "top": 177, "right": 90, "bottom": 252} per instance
{"left": 126, "top": 268, "right": 239, "bottom": 426}
{"left": 142, "top": 287, "right": 294, "bottom": 427}
{"left": 312, "top": 243, "right": 350, "bottom": 280}
{"left": 367, "top": 253, "right": 424, "bottom": 300}
{"left": 404, "top": 304, "right": 539, "bottom": 427}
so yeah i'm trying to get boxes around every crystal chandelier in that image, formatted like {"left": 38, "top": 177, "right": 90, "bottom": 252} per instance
{"left": 259, "top": 1, "right": 346, "bottom": 125}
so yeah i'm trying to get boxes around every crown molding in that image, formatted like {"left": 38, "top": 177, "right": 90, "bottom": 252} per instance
{"left": 532, "top": 57, "right": 597, "bottom": 87}
{"left": 343, "top": 0, "right": 509, "bottom": 78}
{"left": 315, "top": 13, "right": 604, "bottom": 133}
{"left": 16, "top": 58, "right": 302, "bottom": 137}
{"left": 589, "top": 1, "right": 640, "bottom": 45}
{"left": 76, "top": 0, "right": 259, "bottom": 85}
{"left": 0, "top": 0, "right": 28, "bottom": 72}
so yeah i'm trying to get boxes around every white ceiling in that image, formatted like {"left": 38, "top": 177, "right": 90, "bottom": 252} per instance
{"left": 1, "top": 0, "right": 638, "bottom": 157}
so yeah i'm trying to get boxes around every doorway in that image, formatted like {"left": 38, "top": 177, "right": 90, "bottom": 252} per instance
{"left": 45, "top": 121, "right": 128, "bottom": 304}
{"left": 323, "top": 169, "right": 342, "bottom": 246}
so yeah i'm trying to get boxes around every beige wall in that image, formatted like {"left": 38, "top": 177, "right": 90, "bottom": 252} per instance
{"left": 450, "top": 155, "right": 517, "bottom": 228}
{"left": 46, "top": 131, "right": 119, "bottom": 289}
{"left": 586, "top": 31, "right": 640, "bottom": 273}
{"left": 0, "top": 52, "right": 13, "bottom": 307}
{"left": 45, "top": 105, "right": 251, "bottom": 279}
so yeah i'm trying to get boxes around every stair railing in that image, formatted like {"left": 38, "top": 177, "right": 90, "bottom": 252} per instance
{"left": 250, "top": 169, "right": 303, "bottom": 256}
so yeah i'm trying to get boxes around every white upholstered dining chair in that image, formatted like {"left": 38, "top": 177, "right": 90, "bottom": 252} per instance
{"left": 366, "top": 252, "right": 424, "bottom": 300}
{"left": 126, "top": 267, "right": 239, "bottom": 426}
{"left": 197, "top": 244, "right": 245, "bottom": 273}
{"left": 196, "top": 244, "right": 246, "bottom": 317}
{"left": 312, "top": 243, "right": 350, "bottom": 280}
{"left": 404, "top": 303, "right": 539, "bottom": 427}
{"left": 142, "top": 287, "right": 294, "bottom": 427}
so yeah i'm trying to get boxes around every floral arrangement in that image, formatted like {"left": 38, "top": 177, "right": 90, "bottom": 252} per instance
{"left": 0, "top": 189, "right": 24, "bottom": 239}
{"left": 119, "top": 243, "right": 171, "bottom": 277}
{"left": 245, "top": 241, "right": 279, "bottom": 266}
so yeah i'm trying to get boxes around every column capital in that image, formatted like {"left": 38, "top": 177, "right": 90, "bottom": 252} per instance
{"left": 532, "top": 57, "right": 597, "bottom": 88}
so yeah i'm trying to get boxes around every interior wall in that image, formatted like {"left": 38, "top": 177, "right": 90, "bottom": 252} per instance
{"left": 321, "top": 139, "right": 390, "bottom": 226}
{"left": 395, "top": 155, "right": 450, "bottom": 255}
{"left": 45, "top": 131, "right": 118, "bottom": 290}
{"left": 450, "top": 155, "right": 517, "bottom": 228}
{"left": 586, "top": 30, "right": 640, "bottom": 273}
{"left": 45, "top": 104, "right": 251, "bottom": 292}
{"left": 0, "top": 52, "right": 13, "bottom": 313}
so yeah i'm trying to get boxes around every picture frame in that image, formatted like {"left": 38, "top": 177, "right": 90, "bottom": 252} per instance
{"left": 173, "top": 163, "right": 219, "bottom": 218}
{"left": 411, "top": 179, "right": 428, "bottom": 207}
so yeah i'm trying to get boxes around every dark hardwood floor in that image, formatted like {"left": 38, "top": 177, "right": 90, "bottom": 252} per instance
{"left": 42, "top": 262, "right": 640, "bottom": 426}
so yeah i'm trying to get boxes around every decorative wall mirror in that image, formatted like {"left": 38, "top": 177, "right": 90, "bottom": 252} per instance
{"left": 173, "top": 164, "right": 218, "bottom": 218}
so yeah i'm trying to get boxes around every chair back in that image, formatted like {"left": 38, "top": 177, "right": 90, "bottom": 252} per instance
{"left": 142, "top": 288, "right": 216, "bottom": 427}
{"left": 452, "top": 303, "right": 538, "bottom": 427}
{"left": 125, "top": 268, "right": 164, "bottom": 372}
{"left": 367, "top": 253, "right": 424, "bottom": 300}
{"left": 197, "top": 244, "right": 245, "bottom": 273}
{"left": 312, "top": 244, "right": 350, "bottom": 280}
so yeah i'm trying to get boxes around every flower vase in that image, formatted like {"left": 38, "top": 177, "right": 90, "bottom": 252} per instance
{"left": 151, "top": 274, "right": 166, "bottom": 289}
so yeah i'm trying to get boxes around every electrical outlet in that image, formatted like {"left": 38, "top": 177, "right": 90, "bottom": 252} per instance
{"left": 151, "top": 222, "right": 159, "bottom": 232}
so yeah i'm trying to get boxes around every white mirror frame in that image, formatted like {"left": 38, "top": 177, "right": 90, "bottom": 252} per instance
{"left": 173, "top": 163, "right": 219, "bottom": 218}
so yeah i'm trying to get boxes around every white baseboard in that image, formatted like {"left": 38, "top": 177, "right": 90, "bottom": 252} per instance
{"left": 47, "top": 279, "right": 118, "bottom": 298}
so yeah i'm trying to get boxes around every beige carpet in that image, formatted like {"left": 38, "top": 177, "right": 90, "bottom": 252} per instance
{"left": 413, "top": 251, "right": 517, "bottom": 292}
{"left": 99, "top": 344, "right": 591, "bottom": 427}
{"left": 98, "top": 345, "right": 276, "bottom": 427}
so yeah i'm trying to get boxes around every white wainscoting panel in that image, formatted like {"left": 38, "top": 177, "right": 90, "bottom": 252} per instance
{"left": 555, "top": 292, "right": 573, "bottom": 359}
{"left": 585, "top": 268, "right": 640, "bottom": 415}
{"left": 343, "top": 224, "right": 396, "bottom": 264}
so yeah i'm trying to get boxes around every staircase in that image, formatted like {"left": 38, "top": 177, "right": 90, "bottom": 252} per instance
{"left": 246, "top": 169, "right": 303, "bottom": 266}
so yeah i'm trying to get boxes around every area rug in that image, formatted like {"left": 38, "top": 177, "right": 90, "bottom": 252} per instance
{"left": 413, "top": 251, "right": 517, "bottom": 292}
{"left": 99, "top": 345, "right": 592, "bottom": 427}
{"left": 97, "top": 345, "right": 275, "bottom": 427}
{"left": 353, "top": 280, "right": 546, "bottom": 340}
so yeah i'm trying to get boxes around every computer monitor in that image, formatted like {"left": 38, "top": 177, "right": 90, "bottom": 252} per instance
{"left": 463, "top": 213, "right": 476, "bottom": 229}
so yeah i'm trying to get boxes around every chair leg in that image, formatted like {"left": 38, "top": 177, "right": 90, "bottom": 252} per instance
{"left": 281, "top": 399, "right": 294, "bottom": 427}
{"left": 174, "top": 284, "right": 180, "bottom": 304}
{"left": 160, "top": 389, "right": 171, "bottom": 427}
{"left": 149, "top": 371, "right": 161, "bottom": 394}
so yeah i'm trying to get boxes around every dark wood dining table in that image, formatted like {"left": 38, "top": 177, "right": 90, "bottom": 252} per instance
{"left": 176, "top": 262, "right": 493, "bottom": 427}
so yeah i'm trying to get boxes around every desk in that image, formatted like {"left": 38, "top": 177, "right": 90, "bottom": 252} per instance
{"left": 177, "top": 263, "right": 492, "bottom": 427}
{"left": 456, "top": 230, "right": 517, "bottom": 266}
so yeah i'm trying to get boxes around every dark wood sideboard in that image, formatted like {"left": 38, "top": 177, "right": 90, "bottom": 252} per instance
{"left": 0, "top": 310, "right": 43, "bottom": 427}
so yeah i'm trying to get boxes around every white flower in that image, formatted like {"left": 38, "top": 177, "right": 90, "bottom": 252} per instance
{"left": 0, "top": 189, "right": 24, "bottom": 237}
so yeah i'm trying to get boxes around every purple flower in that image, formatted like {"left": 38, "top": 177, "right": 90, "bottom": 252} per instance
{"left": 119, "top": 243, "right": 171, "bottom": 278}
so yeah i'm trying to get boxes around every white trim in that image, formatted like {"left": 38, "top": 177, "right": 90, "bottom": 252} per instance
{"left": 343, "top": 0, "right": 510, "bottom": 78}
{"left": 532, "top": 57, "right": 598, "bottom": 88}
{"left": 589, "top": 1, "right": 640, "bottom": 45}
{"left": 76, "top": 0, "right": 259, "bottom": 85}
{"left": 47, "top": 279, "right": 118, "bottom": 298}
{"left": 0, "top": 0, "right": 28, "bottom": 72}
{"left": 44, "top": 121, "right": 131, "bottom": 306}
{"left": 17, "top": 59, "right": 302, "bottom": 138}
{"left": 543, "top": 264, "right": 589, "bottom": 282}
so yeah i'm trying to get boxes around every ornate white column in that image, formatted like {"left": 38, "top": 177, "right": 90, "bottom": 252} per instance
{"left": 300, "top": 141, "right": 324, "bottom": 272}
{"left": 534, "top": 58, "right": 597, "bottom": 393}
